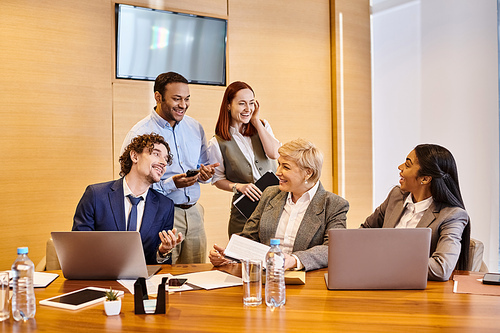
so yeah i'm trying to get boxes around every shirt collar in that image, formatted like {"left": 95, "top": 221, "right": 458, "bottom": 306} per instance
{"left": 229, "top": 125, "right": 245, "bottom": 136}
{"left": 286, "top": 181, "right": 320, "bottom": 205}
{"left": 123, "top": 177, "right": 149, "bottom": 200}
{"left": 404, "top": 194, "right": 433, "bottom": 213}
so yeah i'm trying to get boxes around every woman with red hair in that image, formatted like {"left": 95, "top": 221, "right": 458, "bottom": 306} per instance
{"left": 208, "top": 81, "right": 281, "bottom": 236}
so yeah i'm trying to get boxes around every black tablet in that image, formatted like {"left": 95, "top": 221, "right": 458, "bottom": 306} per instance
{"left": 39, "top": 287, "right": 124, "bottom": 310}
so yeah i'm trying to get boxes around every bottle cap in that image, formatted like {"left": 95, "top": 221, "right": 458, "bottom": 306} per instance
{"left": 17, "top": 247, "right": 28, "bottom": 255}
{"left": 270, "top": 238, "right": 280, "bottom": 246}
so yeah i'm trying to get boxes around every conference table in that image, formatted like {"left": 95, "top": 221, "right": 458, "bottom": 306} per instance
{"left": 2, "top": 264, "right": 500, "bottom": 332}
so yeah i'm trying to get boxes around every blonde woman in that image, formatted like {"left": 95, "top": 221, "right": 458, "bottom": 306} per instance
{"left": 209, "top": 139, "right": 349, "bottom": 271}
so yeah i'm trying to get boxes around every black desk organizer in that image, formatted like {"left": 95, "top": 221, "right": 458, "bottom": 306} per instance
{"left": 134, "top": 277, "right": 168, "bottom": 314}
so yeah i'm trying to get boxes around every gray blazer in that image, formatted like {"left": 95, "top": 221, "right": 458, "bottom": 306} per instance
{"left": 240, "top": 182, "right": 349, "bottom": 271}
{"left": 360, "top": 186, "right": 469, "bottom": 281}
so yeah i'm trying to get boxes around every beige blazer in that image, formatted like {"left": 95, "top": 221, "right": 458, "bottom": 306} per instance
{"left": 240, "top": 182, "right": 349, "bottom": 271}
{"left": 360, "top": 186, "right": 469, "bottom": 281}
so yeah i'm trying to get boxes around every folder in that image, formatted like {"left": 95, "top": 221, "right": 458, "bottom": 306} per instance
{"left": 233, "top": 171, "right": 279, "bottom": 220}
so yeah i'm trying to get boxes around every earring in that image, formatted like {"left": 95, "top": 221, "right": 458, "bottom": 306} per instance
{"left": 305, "top": 179, "right": 308, "bottom": 184}
{"left": 421, "top": 181, "right": 424, "bottom": 185}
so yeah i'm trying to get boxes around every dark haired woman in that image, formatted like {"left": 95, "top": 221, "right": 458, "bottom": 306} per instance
{"left": 208, "top": 81, "right": 281, "bottom": 236}
{"left": 360, "top": 144, "right": 470, "bottom": 281}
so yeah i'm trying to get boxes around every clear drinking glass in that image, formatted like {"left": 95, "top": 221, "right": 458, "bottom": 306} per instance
{"left": 0, "top": 272, "right": 10, "bottom": 321}
{"left": 242, "top": 259, "right": 262, "bottom": 306}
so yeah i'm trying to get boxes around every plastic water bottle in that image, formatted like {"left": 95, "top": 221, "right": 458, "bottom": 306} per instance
{"left": 11, "top": 247, "right": 36, "bottom": 321}
{"left": 265, "top": 238, "right": 286, "bottom": 308}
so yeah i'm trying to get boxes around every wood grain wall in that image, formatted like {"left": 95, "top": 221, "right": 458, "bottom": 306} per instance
{"left": 0, "top": 0, "right": 113, "bottom": 269}
{"left": 0, "top": 0, "right": 371, "bottom": 269}
{"left": 331, "top": 0, "right": 373, "bottom": 228}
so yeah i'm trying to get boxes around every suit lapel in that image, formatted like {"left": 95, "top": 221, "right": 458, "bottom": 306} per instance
{"left": 262, "top": 191, "right": 287, "bottom": 244}
{"left": 293, "top": 184, "right": 325, "bottom": 252}
{"left": 385, "top": 191, "right": 408, "bottom": 228}
{"left": 140, "top": 190, "right": 159, "bottom": 237}
{"left": 416, "top": 201, "right": 439, "bottom": 228}
{"left": 109, "top": 178, "right": 126, "bottom": 231}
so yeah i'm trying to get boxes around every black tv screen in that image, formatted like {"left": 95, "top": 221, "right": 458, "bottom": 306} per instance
{"left": 116, "top": 4, "right": 227, "bottom": 86}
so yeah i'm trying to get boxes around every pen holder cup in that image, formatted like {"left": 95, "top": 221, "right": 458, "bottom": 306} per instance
{"left": 134, "top": 277, "right": 169, "bottom": 314}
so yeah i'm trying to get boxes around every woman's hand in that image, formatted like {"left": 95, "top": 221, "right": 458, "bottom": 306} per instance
{"left": 236, "top": 183, "right": 262, "bottom": 202}
{"left": 284, "top": 253, "right": 297, "bottom": 270}
{"left": 209, "top": 244, "right": 232, "bottom": 266}
{"left": 250, "top": 100, "right": 260, "bottom": 125}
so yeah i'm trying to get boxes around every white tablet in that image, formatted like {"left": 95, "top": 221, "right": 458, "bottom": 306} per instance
{"left": 39, "top": 287, "right": 124, "bottom": 310}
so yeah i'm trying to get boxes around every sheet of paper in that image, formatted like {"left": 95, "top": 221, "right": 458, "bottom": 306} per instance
{"left": 118, "top": 273, "right": 194, "bottom": 295}
{"left": 4, "top": 270, "right": 59, "bottom": 288}
{"left": 174, "top": 270, "right": 242, "bottom": 290}
{"left": 224, "top": 234, "right": 270, "bottom": 267}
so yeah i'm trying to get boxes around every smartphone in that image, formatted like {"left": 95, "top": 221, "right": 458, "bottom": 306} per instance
{"left": 186, "top": 169, "right": 200, "bottom": 177}
{"left": 168, "top": 278, "right": 188, "bottom": 289}
{"left": 483, "top": 273, "right": 500, "bottom": 285}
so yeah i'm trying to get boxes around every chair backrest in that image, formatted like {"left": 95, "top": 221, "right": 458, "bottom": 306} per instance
{"left": 46, "top": 237, "right": 61, "bottom": 271}
{"left": 468, "top": 238, "right": 488, "bottom": 272}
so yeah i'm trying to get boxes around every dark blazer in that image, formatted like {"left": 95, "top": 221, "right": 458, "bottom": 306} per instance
{"left": 360, "top": 186, "right": 469, "bottom": 281}
{"left": 72, "top": 178, "right": 175, "bottom": 264}
{"left": 240, "top": 182, "right": 349, "bottom": 271}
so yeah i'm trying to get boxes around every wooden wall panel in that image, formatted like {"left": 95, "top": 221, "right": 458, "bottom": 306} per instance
{"left": 0, "top": 0, "right": 113, "bottom": 269}
{"left": 331, "top": 0, "right": 373, "bottom": 227}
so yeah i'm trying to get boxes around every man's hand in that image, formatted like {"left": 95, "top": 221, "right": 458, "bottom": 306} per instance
{"left": 172, "top": 173, "right": 199, "bottom": 188}
{"left": 198, "top": 163, "right": 220, "bottom": 181}
{"left": 159, "top": 228, "right": 183, "bottom": 254}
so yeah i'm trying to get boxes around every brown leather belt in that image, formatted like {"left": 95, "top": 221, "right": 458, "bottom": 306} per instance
{"left": 174, "top": 203, "right": 195, "bottom": 209}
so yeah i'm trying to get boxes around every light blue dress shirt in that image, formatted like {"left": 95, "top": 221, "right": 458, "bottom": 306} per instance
{"left": 121, "top": 109, "right": 210, "bottom": 205}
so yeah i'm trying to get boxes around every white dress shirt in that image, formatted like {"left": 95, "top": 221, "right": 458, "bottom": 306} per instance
{"left": 123, "top": 178, "right": 149, "bottom": 231}
{"left": 396, "top": 195, "right": 433, "bottom": 228}
{"left": 275, "top": 181, "right": 319, "bottom": 269}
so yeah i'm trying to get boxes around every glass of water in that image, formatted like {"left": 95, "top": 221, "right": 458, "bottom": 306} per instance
{"left": 241, "top": 259, "right": 262, "bottom": 306}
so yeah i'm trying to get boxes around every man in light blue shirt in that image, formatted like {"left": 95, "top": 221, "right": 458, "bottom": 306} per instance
{"left": 121, "top": 72, "right": 219, "bottom": 264}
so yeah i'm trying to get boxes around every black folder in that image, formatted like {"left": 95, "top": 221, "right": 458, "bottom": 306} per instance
{"left": 233, "top": 171, "right": 279, "bottom": 219}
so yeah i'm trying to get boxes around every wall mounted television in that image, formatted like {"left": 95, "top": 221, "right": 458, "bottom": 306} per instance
{"left": 115, "top": 4, "right": 227, "bottom": 86}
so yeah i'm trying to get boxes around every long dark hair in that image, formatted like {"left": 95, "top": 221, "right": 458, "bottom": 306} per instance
{"left": 414, "top": 144, "right": 470, "bottom": 271}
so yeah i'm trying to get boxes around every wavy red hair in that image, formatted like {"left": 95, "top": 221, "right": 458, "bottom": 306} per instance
{"left": 215, "top": 81, "right": 262, "bottom": 141}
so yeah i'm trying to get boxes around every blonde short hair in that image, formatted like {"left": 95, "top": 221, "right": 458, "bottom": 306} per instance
{"left": 278, "top": 138, "right": 323, "bottom": 184}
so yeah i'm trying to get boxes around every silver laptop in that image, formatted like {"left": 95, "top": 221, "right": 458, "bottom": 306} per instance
{"left": 52, "top": 231, "right": 161, "bottom": 280}
{"left": 325, "top": 228, "right": 431, "bottom": 290}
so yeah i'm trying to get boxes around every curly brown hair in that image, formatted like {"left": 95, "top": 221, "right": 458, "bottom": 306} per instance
{"left": 119, "top": 133, "right": 172, "bottom": 177}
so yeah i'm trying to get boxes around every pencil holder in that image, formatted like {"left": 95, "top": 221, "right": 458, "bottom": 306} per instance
{"left": 134, "top": 277, "right": 168, "bottom": 314}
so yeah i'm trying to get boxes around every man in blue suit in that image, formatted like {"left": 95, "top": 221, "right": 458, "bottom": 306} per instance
{"left": 72, "top": 133, "right": 183, "bottom": 264}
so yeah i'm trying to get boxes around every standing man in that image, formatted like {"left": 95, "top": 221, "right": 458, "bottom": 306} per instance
{"left": 73, "top": 133, "right": 183, "bottom": 264}
{"left": 121, "top": 72, "right": 219, "bottom": 264}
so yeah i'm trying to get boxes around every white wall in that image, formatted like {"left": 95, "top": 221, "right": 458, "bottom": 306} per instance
{"left": 372, "top": 0, "right": 499, "bottom": 270}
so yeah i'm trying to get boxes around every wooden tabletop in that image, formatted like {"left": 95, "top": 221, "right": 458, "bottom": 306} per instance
{"left": 2, "top": 264, "right": 500, "bottom": 332}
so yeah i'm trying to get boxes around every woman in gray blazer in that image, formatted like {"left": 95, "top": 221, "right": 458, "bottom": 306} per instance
{"left": 361, "top": 144, "right": 470, "bottom": 281}
{"left": 209, "top": 139, "right": 349, "bottom": 271}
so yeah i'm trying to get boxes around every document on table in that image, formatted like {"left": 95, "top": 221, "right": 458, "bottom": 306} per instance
{"left": 224, "top": 234, "right": 270, "bottom": 267}
{"left": 4, "top": 271, "right": 59, "bottom": 288}
{"left": 173, "top": 270, "right": 242, "bottom": 290}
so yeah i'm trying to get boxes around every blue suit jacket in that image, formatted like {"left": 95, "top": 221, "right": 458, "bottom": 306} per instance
{"left": 72, "top": 178, "right": 175, "bottom": 264}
